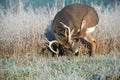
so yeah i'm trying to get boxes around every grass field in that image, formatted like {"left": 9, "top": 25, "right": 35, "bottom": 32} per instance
{"left": 0, "top": 53, "right": 120, "bottom": 80}
{"left": 0, "top": 0, "right": 120, "bottom": 80}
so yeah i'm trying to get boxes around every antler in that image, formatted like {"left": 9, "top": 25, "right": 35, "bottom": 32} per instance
{"left": 46, "top": 39, "right": 59, "bottom": 54}
{"left": 60, "top": 22, "right": 74, "bottom": 43}
{"left": 46, "top": 22, "right": 74, "bottom": 54}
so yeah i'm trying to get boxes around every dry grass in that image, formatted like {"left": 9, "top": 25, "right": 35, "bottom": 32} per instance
{"left": 93, "top": 3, "right": 120, "bottom": 54}
{"left": 0, "top": 1, "right": 120, "bottom": 56}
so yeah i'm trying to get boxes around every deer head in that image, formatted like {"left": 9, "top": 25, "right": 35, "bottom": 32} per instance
{"left": 47, "top": 22, "right": 78, "bottom": 54}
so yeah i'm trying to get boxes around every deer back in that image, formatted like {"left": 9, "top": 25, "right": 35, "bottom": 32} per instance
{"left": 52, "top": 4, "right": 98, "bottom": 41}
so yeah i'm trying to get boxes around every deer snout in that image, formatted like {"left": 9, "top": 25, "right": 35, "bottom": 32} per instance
{"left": 70, "top": 41, "right": 80, "bottom": 55}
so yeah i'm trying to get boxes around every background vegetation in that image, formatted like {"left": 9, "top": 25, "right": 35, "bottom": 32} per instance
{"left": 0, "top": 0, "right": 120, "bottom": 80}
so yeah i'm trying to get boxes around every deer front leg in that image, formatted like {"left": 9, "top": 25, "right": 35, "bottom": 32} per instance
{"left": 72, "top": 28, "right": 87, "bottom": 39}
{"left": 84, "top": 33, "right": 96, "bottom": 56}
{"left": 72, "top": 20, "right": 88, "bottom": 39}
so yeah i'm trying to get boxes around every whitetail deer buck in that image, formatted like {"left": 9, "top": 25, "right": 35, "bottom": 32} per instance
{"left": 47, "top": 4, "right": 99, "bottom": 56}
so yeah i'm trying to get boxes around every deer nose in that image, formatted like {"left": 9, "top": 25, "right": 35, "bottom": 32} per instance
{"left": 74, "top": 49, "right": 79, "bottom": 54}
{"left": 74, "top": 49, "right": 79, "bottom": 56}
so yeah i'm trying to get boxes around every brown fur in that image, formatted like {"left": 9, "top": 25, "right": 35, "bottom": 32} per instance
{"left": 52, "top": 3, "right": 99, "bottom": 56}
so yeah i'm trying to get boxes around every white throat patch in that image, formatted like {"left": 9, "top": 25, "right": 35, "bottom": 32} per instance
{"left": 86, "top": 27, "right": 96, "bottom": 33}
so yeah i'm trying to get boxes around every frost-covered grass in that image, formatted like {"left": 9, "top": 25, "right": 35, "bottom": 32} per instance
{"left": 0, "top": 53, "right": 120, "bottom": 80}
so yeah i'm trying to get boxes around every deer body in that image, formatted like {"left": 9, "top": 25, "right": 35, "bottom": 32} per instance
{"left": 48, "top": 4, "right": 99, "bottom": 56}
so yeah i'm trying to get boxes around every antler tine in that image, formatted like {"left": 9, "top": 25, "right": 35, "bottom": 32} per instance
{"left": 46, "top": 38, "right": 59, "bottom": 54}
{"left": 60, "top": 22, "right": 72, "bottom": 43}
{"left": 60, "top": 22, "right": 71, "bottom": 34}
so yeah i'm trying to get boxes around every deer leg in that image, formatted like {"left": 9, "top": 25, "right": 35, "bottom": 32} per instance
{"left": 84, "top": 33, "right": 96, "bottom": 56}
{"left": 72, "top": 26, "right": 87, "bottom": 39}
{"left": 72, "top": 19, "right": 88, "bottom": 39}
